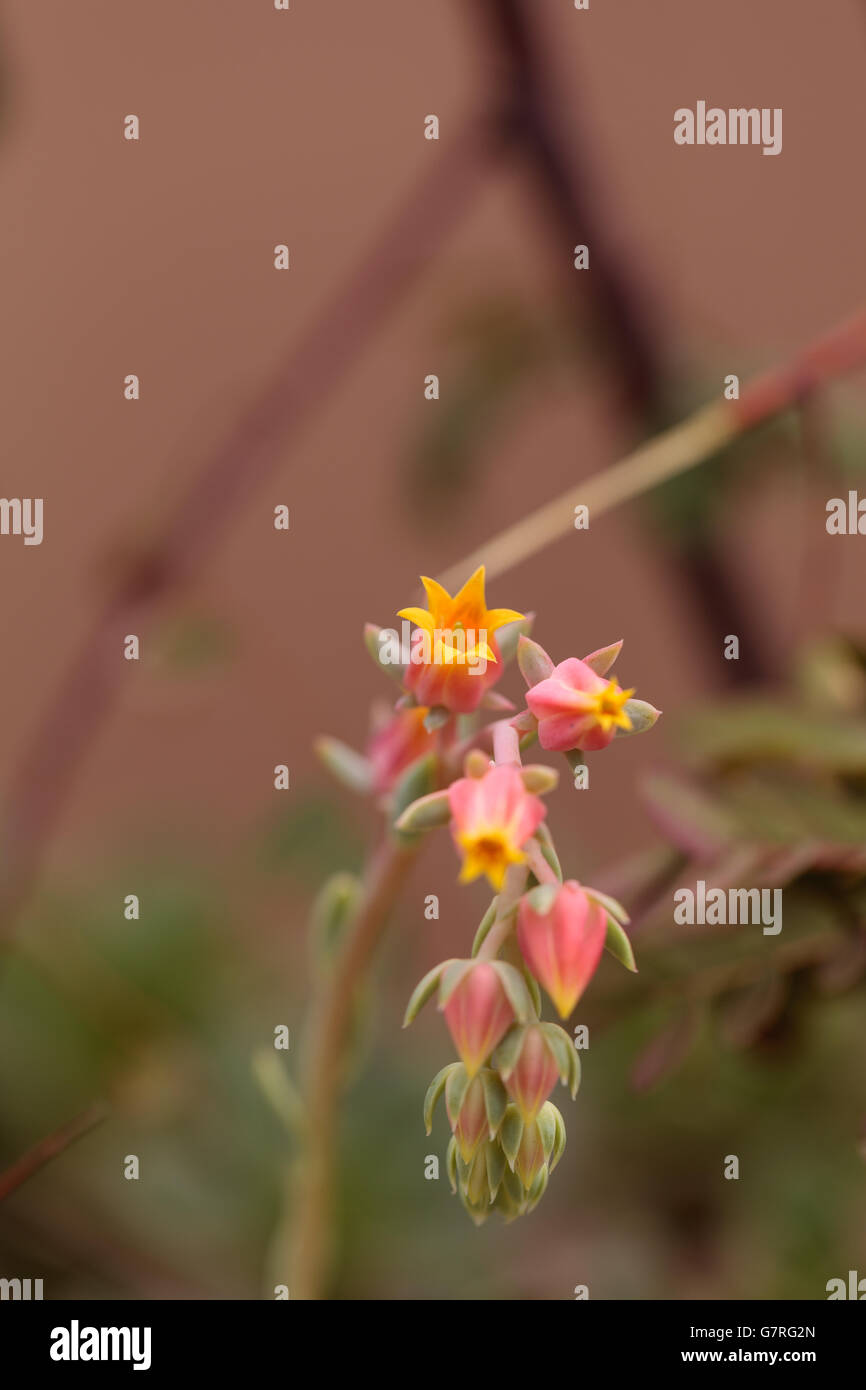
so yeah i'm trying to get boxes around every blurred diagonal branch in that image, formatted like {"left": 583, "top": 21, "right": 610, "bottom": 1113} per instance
{"left": 0, "top": 1102, "right": 108, "bottom": 1202}
{"left": 477, "top": 0, "right": 669, "bottom": 425}
{"left": 475, "top": 0, "right": 784, "bottom": 683}
{"left": 0, "top": 120, "right": 491, "bottom": 937}
{"left": 438, "top": 306, "right": 866, "bottom": 591}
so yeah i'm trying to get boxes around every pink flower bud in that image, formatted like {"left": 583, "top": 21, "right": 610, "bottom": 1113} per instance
{"left": 446, "top": 1072, "right": 490, "bottom": 1163}
{"left": 500, "top": 1025, "right": 561, "bottom": 1124}
{"left": 517, "top": 881, "right": 607, "bottom": 1018}
{"left": 525, "top": 657, "right": 634, "bottom": 753}
{"left": 512, "top": 1102, "right": 560, "bottom": 1192}
{"left": 514, "top": 1117, "right": 548, "bottom": 1191}
{"left": 440, "top": 961, "right": 516, "bottom": 1077}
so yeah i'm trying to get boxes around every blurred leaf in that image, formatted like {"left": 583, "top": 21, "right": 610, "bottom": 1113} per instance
{"left": 310, "top": 872, "right": 362, "bottom": 966}
{"left": 251, "top": 1050, "right": 305, "bottom": 1135}
{"left": 679, "top": 703, "right": 866, "bottom": 774}
{"left": 719, "top": 974, "right": 788, "bottom": 1049}
{"left": 314, "top": 737, "right": 372, "bottom": 795}
{"left": 146, "top": 613, "right": 235, "bottom": 675}
{"left": 643, "top": 771, "right": 738, "bottom": 857}
{"left": 259, "top": 794, "right": 364, "bottom": 880}
{"left": 631, "top": 1006, "right": 702, "bottom": 1092}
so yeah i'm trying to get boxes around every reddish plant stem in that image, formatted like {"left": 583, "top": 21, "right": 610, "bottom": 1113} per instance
{"left": 0, "top": 1102, "right": 108, "bottom": 1203}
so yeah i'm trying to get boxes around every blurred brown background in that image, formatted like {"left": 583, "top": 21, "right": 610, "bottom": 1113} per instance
{"left": 0, "top": 0, "right": 864, "bottom": 1299}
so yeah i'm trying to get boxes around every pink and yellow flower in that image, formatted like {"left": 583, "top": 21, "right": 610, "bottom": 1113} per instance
{"left": 441, "top": 961, "right": 515, "bottom": 1076}
{"left": 398, "top": 566, "right": 523, "bottom": 714}
{"left": 448, "top": 764, "right": 546, "bottom": 891}
{"left": 525, "top": 656, "right": 634, "bottom": 752}
{"left": 517, "top": 880, "right": 607, "bottom": 1018}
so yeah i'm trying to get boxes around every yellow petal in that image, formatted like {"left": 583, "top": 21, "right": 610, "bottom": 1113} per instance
{"left": 452, "top": 566, "right": 487, "bottom": 619}
{"left": 420, "top": 576, "right": 454, "bottom": 622}
{"left": 397, "top": 606, "right": 435, "bottom": 633}
{"left": 484, "top": 607, "right": 526, "bottom": 633}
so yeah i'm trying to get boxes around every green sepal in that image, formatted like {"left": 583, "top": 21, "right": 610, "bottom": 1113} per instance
{"left": 615, "top": 698, "right": 661, "bottom": 737}
{"left": 584, "top": 885, "right": 630, "bottom": 925}
{"left": 446, "top": 1136, "right": 458, "bottom": 1193}
{"left": 499, "top": 1103, "right": 524, "bottom": 1169}
{"left": 364, "top": 623, "right": 405, "bottom": 683}
{"left": 520, "top": 764, "right": 559, "bottom": 794}
{"left": 536, "top": 1102, "right": 559, "bottom": 1164}
{"left": 444, "top": 1063, "right": 471, "bottom": 1130}
{"left": 391, "top": 754, "right": 440, "bottom": 838}
{"left": 491, "top": 961, "right": 534, "bottom": 1023}
{"left": 423, "top": 1062, "right": 460, "bottom": 1136}
{"left": 423, "top": 705, "right": 451, "bottom": 732}
{"left": 480, "top": 1069, "right": 508, "bottom": 1139}
{"left": 525, "top": 881, "right": 560, "bottom": 916}
{"left": 403, "top": 959, "right": 453, "bottom": 1027}
{"left": 539, "top": 1021, "right": 581, "bottom": 1098}
{"left": 517, "top": 635, "right": 555, "bottom": 688}
{"left": 438, "top": 958, "right": 476, "bottom": 1008}
{"left": 485, "top": 1140, "right": 507, "bottom": 1201}
{"left": 582, "top": 640, "right": 623, "bottom": 676}
{"left": 525, "top": 1163, "right": 549, "bottom": 1213}
{"left": 603, "top": 914, "right": 638, "bottom": 972}
{"left": 494, "top": 1163, "right": 527, "bottom": 1221}
{"left": 522, "top": 966, "right": 542, "bottom": 1015}
{"left": 314, "top": 737, "right": 373, "bottom": 795}
{"left": 549, "top": 1104, "right": 567, "bottom": 1173}
{"left": 492, "top": 1023, "right": 527, "bottom": 1082}
{"left": 497, "top": 615, "right": 534, "bottom": 665}
{"left": 392, "top": 786, "right": 451, "bottom": 835}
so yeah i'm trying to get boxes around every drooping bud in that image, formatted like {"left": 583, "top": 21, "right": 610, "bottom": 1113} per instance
{"left": 517, "top": 880, "right": 607, "bottom": 1018}
{"left": 494, "top": 1022, "right": 578, "bottom": 1123}
{"left": 444, "top": 1066, "right": 507, "bottom": 1162}
{"left": 438, "top": 960, "right": 524, "bottom": 1077}
{"left": 453, "top": 1139, "right": 510, "bottom": 1224}
{"left": 514, "top": 1102, "right": 559, "bottom": 1190}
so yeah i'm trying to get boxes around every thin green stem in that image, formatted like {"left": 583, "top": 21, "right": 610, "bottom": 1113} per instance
{"left": 288, "top": 834, "right": 420, "bottom": 1299}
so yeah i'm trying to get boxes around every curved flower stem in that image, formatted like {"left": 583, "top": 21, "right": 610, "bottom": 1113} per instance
{"left": 492, "top": 719, "right": 521, "bottom": 766}
{"left": 525, "top": 838, "right": 559, "bottom": 886}
{"left": 289, "top": 834, "right": 420, "bottom": 1300}
{"left": 477, "top": 864, "right": 529, "bottom": 962}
